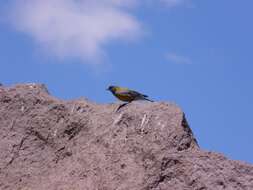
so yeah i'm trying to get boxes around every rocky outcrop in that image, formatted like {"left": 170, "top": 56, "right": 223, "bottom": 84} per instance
{"left": 0, "top": 84, "right": 252, "bottom": 190}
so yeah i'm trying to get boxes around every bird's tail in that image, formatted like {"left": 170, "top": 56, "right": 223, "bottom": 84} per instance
{"left": 144, "top": 97, "right": 154, "bottom": 102}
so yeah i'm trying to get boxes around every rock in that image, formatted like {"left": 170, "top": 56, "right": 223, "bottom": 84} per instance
{"left": 0, "top": 83, "right": 252, "bottom": 190}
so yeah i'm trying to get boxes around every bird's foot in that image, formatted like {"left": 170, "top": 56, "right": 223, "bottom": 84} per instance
{"left": 115, "top": 102, "right": 130, "bottom": 112}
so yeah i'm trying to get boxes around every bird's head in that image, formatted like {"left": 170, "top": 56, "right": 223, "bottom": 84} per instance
{"left": 106, "top": 85, "right": 117, "bottom": 93}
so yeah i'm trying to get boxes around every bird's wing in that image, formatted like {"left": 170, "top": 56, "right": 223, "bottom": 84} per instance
{"left": 117, "top": 89, "right": 153, "bottom": 102}
{"left": 130, "top": 90, "right": 148, "bottom": 97}
{"left": 119, "top": 89, "right": 147, "bottom": 98}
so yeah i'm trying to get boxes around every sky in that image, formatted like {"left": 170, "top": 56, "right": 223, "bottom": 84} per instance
{"left": 0, "top": 0, "right": 253, "bottom": 163}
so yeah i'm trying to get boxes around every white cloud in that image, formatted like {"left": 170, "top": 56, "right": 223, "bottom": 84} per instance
{"left": 165, "top": 53, "right": 192, "bottom": 64}
{"left": 8, "top": 0, "right": 141, "bottom": 63}
{"left": 6, "top": 0, "right": 189, "bottom": 63}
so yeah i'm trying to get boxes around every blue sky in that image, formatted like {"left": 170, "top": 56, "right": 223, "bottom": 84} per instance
{"left": 1, "top": 0, "right": 253, "bottom": 163}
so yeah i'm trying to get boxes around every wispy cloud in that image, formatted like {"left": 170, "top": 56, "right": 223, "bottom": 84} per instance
{"left": 7, "top": 0, "right": 141, "bottom": 63}
{"left": 165, "top": 52, "right": 192, "bottom": 64}
{"left": 6, "top": 0, "right": 189, "bottom": 63}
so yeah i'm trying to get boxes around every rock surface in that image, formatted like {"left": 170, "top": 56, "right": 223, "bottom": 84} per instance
{"left": 0, "top": 84, "right": 252, "bottom": 190}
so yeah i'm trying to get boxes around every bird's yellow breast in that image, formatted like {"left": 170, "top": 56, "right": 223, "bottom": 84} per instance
{"left": 114, "top": 93, "right": 134, "bottom": 102}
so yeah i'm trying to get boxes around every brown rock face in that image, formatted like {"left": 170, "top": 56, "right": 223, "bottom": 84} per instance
{"left": 0, "top": 84, "right": 252, "bottom": 190}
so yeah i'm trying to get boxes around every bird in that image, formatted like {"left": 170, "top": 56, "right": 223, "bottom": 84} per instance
{"left": 107, "top": 85, "right": 153, "bottom": 103}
